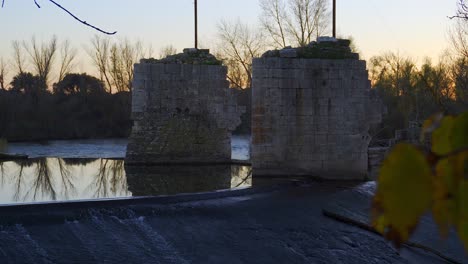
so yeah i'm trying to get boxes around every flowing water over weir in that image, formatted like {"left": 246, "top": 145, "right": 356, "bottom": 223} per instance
{"left": 0, "top": 208, "right": 192, "bottom": 264}
{"left": 0, "top": 160, "right": 251, "bottom": 263}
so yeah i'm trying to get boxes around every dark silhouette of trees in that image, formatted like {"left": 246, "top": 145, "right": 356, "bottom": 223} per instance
{"left": 453, "top": 58, "right": 468, "bottom": 106}
{"left": 54, "top": 73, "right": 105, "bottom": 95}
{"left": 368, "top": 50, "right": 467, "bottom": 142}
{"left": 10, "top": 72, "right": 43, "bottom": 95}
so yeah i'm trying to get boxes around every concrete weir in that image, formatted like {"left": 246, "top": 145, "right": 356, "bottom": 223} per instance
{"left": 126, "top": 49, "right": 243, "bottom": 164}
{"left": 251, "top": 40, "right": 382, "bottom": 179}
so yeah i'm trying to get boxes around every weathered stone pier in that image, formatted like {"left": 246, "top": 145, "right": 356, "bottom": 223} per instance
{"left": 251, "top": 39, "right": 382, "bottom": 179}
{"left": 126, "top": 49, "right": 243, "bottom": 164}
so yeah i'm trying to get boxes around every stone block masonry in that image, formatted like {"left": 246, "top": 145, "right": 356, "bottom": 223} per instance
{"left": 126, "top": 49, "right": 243, "bottom": 164}
{"left": 252, "top": 56, "right": 381, "bottom": 179}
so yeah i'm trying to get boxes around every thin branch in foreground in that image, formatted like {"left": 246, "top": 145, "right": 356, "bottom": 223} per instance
{"left": 449, "top": 0, "right": 468, "bottom": 20}
{"left": 47, "top": 0, "right": 117, "bottom": 35}
{"left": 1, "top": 0, "right": 117, "bottom": 35}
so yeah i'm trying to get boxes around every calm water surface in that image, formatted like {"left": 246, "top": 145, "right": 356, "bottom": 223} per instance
{"left": 4, "top": 136, "right": 251, "bottom": 160}
{"left": 0, "top": 136, "right": 251, "bottom": 205}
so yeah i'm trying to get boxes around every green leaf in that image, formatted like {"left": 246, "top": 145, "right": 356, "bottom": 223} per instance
{"left": 432, "top": 113, "right": 468, "bottom": 156}
{"left": 373, "top": 143, "right": 433, "bottom": 245}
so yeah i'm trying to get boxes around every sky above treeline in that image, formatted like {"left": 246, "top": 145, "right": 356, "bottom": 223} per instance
{"left": 0, "top": 0, "right": 459, "bottom": 75}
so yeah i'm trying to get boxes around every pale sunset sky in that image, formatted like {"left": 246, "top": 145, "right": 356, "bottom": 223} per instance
{"left": 0, "top": 0, "right": 460, "bottom": 79}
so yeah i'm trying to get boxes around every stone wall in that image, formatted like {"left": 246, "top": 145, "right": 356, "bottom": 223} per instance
{"left": 126, "top": 50, "right": 243, "bottom": 164}
{"left": 251, "top": 56, "right": 381, "bottom": 179}
{"left": 126, "top": 165, "right": 232, "bottom": 196}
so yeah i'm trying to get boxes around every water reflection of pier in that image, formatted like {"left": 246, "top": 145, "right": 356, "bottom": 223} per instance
{"left": 0, "top": 158, "right": 252, "bottom": 204}
{"left": 126, "top": 165, "right": 251, "bottom": 196}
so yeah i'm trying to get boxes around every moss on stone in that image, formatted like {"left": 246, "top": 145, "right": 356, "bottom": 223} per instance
{"left": 141, "top": 49, "right": 223, "bottom": 65}
{"left": 262, "top": 39, "right": 359, "bottom": 60}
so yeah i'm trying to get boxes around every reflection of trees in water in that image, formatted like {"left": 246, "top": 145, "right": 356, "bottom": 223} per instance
{"left": 0, "top": 162, "right": 5, "bottom": 187}
{"left": 24, "top": 159, "right": 57, "bottom": 201}
{"left": 88, "top": 159, "right": 127, "bottom": 198}
{"left": 13, "top": 159, "right": 36, "bottom": 202}
{"left": 13, "top": 162, "right": 25, "bottom": 202}
{"left": 0, "top": 158, "right": 129, "bottom": 203}
{"left": 57, "top": 158, "right": 76, "bottom": 199}
{"left": 11, "top": 158, "right": 78, "bottom": 202}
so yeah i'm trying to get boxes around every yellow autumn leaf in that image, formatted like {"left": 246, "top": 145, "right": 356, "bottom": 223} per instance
{"left": 451, "top": 113, "right": 468, "bottom": 155}
{"left": 420, "top": 112, "right": 443, "bottom": 142}
{"left": 432, "top": 116, "right": 455, "bottom": 156}
{"left": 456, "top": 181, "right": 468, "bottom": 251}
{"left": 373, "top": 143, "right": 433, "bottom": 245}
{"left": 433, "top": 157, "right": 458, "bottom": 236}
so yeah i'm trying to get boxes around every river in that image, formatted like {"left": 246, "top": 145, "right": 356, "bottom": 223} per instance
{"left": 0, "top": 135, "right": 251, "bottom": 205}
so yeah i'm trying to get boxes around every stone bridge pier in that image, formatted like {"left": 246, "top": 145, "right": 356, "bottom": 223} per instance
{"left": 251, "top": 40, "right": 382, "bottom": 179}
{"left": 126, "top": 49, "right": 243, "bottom": 164}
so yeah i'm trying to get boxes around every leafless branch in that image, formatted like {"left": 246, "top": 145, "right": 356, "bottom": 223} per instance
{"left": 449, "top": 0, "right": 468, "bottom": 20}
{"left": 57, "top": 39, "right": 76, "bottom": 83}
{"left": 1, "top": 0, "right": 117, "bottom": 35}
{"left": 216, "top": 19, "right": 265, "bottom": 88}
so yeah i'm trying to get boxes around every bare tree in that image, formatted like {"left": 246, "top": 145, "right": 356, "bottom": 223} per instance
{"left": 109, "top": 44, "right": 126, "bottom": 92}
{"left": 88, "top": 35, "right": 112, "bottom": 92}
{"left": 159, "top": 45, "right": 178, "bottom": 59}
{"left": 216, "top": 20, "right": 265, "bottom": 89}
{"left": 115, "top": 39, "right": 145, "bottom": 92}
{"left": 260, "top": 0, "right": 288, "bottom": 48}
{"left": 57, "top": 40, "right": 76, "bottom": 83}
{"left": 450, "top": 0, "right": 468, "bottom": 20}
{"left": 88, "top": 36, "right": 147, "bottom": 93}
{"left": 260, "top": 0, "right": 329, "bottom": 48}
{"left": 449, "top": 0, "right": 468, "bottom": 107}
{"left": 450, "top": 15, "right": 468, "bottom": 58}
{"left": 23, "top": 36, "right": 58, "bottom": 89}
{"left": 11, "top": 40, "right": 26, "bottom": 75}
{"left": 452, "top": 57, "right": 468, "bottom": 106}
{"left": 0, "top": 57, "right": 8, "bottom": 90}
